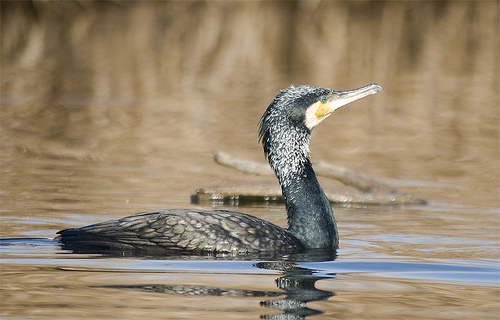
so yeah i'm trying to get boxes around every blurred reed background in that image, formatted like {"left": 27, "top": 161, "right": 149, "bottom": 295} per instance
{"left": 1, "top": 0, "right": 499, "bottom": 195}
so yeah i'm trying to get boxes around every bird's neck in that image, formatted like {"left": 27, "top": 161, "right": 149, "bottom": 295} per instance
{"left": 268, "top": 134, "right": 338, "bottom": 250}
{"left": 281, "top": 160, "right": 338, "bottom": 249}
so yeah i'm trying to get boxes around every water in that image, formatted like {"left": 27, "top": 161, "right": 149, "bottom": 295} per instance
{"left": 1, "top": 231, "right": 499, "bottom": 319}
{"left": 1, "top": 1, "right": 498, "bottom": 315}
{"left": 1, "top": 98, "right": 499, "bottom": 318}
{"left": 1, "top": 92, "right": 499, "bottom": 318}
{"left": 1, "top": 148, "right": 498, "bottom": 319}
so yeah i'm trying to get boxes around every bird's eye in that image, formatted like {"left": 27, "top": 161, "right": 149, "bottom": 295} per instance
{"left": 320, "top": 95, "right": 327, "bottom": 104}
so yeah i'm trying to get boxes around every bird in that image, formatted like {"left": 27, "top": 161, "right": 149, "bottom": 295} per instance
{"left": 57, "top": 83, "right": 383, "bottom": 255}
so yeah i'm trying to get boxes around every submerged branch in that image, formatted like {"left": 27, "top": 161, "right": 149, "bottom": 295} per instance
{"left": 215, "top": 152, "right": 397, "bottom": 193}
{"left": 193, "top": 152, "right": 428, "bottom": 206}
{"left": 214, "top": 152, "right": 273, "bottom": 176}
{"left": 192, "top": 184, "right": 427, "bottom": 206}
{"left": 313, "top": 160, "right": 398, "bottom": 194}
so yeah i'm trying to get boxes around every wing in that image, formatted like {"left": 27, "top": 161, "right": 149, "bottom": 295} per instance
{"left": 57, "top": 209, "right": 303, "bottom": 254}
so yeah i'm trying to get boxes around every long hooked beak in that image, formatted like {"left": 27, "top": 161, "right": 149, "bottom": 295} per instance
{"left": 309, "top": 84, "right": 383, "bottom": 129}
{"left": 326, "top": 83, "right": 383, "bottom": 113}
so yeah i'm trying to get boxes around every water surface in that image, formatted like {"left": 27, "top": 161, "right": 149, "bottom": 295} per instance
{"left": 1, "top": 149, "right": 498, "bottom": 319}
{"left": 1, "top": 2, "right": 498, "bottom": 315}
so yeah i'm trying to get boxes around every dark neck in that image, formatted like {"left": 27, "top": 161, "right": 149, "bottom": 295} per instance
{"left": 280, "top": 160, "right": 338, "bottom": 249}
{"left": 267, "top": 132, "right": 338, "bottom": 249}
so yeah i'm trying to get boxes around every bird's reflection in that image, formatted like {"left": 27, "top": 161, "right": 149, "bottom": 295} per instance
{"left": 1, "top": 238, "right": 336, "bottom": 317}
{"left": 94, "top": 249, "right": 336, "bottom": 319}
{"left": 257, "top": 251, "right": 336, "bottom": 319}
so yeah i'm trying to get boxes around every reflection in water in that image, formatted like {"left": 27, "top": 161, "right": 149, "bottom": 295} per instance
{"left": 261, "top": 274, "right": 334, "bottom": 319}
{"left": 257, "top": 256, "right": 336, "bottom": 319}
{"left": 94, "top": 251, "right": 337, "bottom": 319}
{"left": 93, "top": 283, "right": 284, "bottom": 298}
{"left": 2, "top": 237, "right": 499, "bottom": 319}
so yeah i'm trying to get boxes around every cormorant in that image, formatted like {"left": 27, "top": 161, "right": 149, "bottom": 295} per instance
{"left": 57, "top": 84, "right": 382, "bottom": 255}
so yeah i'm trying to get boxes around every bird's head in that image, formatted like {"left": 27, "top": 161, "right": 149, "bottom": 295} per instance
{"left": 259, "top": 83, "right": 383, "bottom": 159}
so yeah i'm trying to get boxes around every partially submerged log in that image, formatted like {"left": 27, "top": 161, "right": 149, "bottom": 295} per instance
{"left": 192, "top": 184, "right": 427, "bottom": 206}
{"left": 313, "top": 160, "right": 398, "bottom": 194}
{"left": 214, "top": 152, "right": 397, "bottom": 194}
{"left": 192, "top": 152, "right": 428, "bottom": 206}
